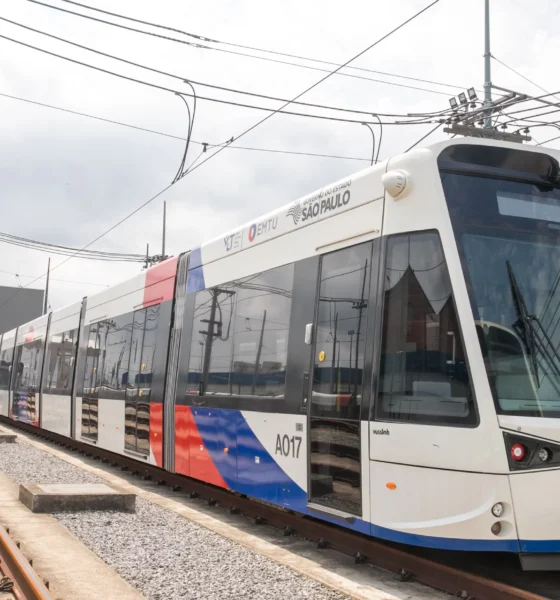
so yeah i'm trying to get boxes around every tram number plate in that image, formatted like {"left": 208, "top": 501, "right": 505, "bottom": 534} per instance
{"left": 275, "top": 434, "right": 302, "bottom": 458}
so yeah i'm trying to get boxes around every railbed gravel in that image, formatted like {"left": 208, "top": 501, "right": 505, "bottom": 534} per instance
{"left": 0, "top": 440, "right": 348, "bottom": 600}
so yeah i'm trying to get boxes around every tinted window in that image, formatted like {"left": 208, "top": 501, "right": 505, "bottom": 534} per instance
{"left": 312, "top": 243, "right": 371, "bottom": 419}
{"left": 44, "top": 329, "right": 77, "bottom": 395}
{"left": 98, "top": 313, "right": 133, "bottom": 400}
{"left": 140, "top": 304, "right": 160, "bottom": 395}
{"left": 127, "top": 311, "right": 146, "bottom": 397}
{"left": 0, "top": 343, "right": 14, "bottom": 390}
{"left": 186, "top": 264, "right": 295, "bottom": 398}
{"left": 14, "top": 340, "right": 44, "bottom": 392}
{"left": 376, "top": 231, "right": 476, "bottom": 425}
{"left": 231, "top": 264, "right": 293, "bottom": 397}
{"left": 82, "top": 324, "right": 101, "bottom": 395}
{"left": 81, "top": 324, "right": 100, "bottom": 440}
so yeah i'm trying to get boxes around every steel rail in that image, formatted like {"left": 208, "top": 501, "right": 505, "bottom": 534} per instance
{"left": 0, "top": 523, "right": 52, "bottom": 600}
{"left": 1, "top": 416, "right": 548, "bottom": 600}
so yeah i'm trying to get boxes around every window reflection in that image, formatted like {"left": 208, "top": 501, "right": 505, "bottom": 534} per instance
{"left": 45, "top": 329, "right": 77, "bottom": 395}
{"left": 0, "top": 346, "right": 13, "bottom": 390}
{"left": 186, "top": 264, "right": 294, "bottom": 399}
{"left": 311, "top": 243, "right": 371, "bottom": 420}
{"left": 376, "top": 232, "right": 474, "bottom": 424}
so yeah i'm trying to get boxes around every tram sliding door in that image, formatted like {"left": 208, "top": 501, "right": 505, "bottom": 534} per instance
{"left": 307, "top": 242, "right": 373, "bottom": 517}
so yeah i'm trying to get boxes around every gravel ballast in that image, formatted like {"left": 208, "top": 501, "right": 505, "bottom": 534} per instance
{"left": 0, "top": 440, "right": 348, "bottom": 600}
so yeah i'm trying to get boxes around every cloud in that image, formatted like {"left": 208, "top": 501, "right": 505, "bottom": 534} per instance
{"left": 0, "top": 0, "right": 557, "bottom": 313}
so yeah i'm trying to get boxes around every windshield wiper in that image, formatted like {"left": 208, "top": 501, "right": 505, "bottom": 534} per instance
{"left": 506, "top": 261, "right": 560, "bottom": 387}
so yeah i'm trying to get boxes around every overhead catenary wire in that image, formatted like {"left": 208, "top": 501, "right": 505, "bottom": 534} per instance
{"left": 404, "top": 122, "right": 443, "bottom": 152}
{"left": 27, "top": 0, "right": 459, "bottom": 97}
{"left": 174, "top": 0, "right": 442, "bottom": 183}
{"left": 0, "top": 182, "right": 174, "bottom": 310}
{"left": 0, "top": 268, "right": 108, "bottom": 287}
{"left": 0, "top": 32, "right": 428, "bottom": 127}
{"left": 52, "top": 0, "right": 476, "bottom": 92}
{"left": 0, "top": 0, "right": 441, "bottom": 310}
{"left": 0, "top": 17, "right": 445, "bottom": 120}
{"left": 0, "top": 230, "right": 145, "bottom": 262}
{"left": 492, "top": 55, "right": 560, "bottom": 104}
{"left": 0, "top": 91, "right": 375, "bottom": 162}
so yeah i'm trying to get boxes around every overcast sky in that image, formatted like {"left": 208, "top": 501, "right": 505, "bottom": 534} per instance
{"left": 0, "top": 0, "right": 558, "bottom": 311}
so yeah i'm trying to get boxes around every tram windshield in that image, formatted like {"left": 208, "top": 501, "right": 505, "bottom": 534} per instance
{"left": 440, "top": 146, "right": 560, "bottom": 417}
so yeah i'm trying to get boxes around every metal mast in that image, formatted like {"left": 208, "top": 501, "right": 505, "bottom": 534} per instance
{"left": 484, "top": 0, "right": 492, "bottom": 128}
{"left": 43, "top": 257, "right": 50, "bottom": 315}
{"left": 162, "top": 200, "right": 167, "bottom": 260}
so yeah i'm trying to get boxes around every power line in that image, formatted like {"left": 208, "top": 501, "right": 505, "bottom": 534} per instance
{"left": 0, "top": 92, "right": 373, "bottom": 162}
{"left": 0, "top": 183, "right": 174, "bottom": 310}
{"left": 0, "top": 230, "right": 144, "bottom": 262}
{"left": 0, "top": 268, "right": 108, "bottom": 287}
{"left": 0, "top": 32, "right": 418, "bottom": 127}
{"left": 0, "top": 0, "right": 440, "bottom": 309}
{"left": 56, "top": 0, "right": 474, "bottom": 92}
{"left": 404, "top": 122, "right": 443, "bottom": 152}
{"left": 27, "top": 0, "right": 457, "bottom": 97}
{"left": 0, "top": 16, "right": 440, "bottom": 119}
{"left": 492, "top": 55, "right": 560, "bottom": 103}
{"left": 174, "top": 0, "right": 442, "bottom": 183}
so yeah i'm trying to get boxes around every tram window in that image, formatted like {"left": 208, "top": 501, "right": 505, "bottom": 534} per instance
{"left": 186, "top": 264, "right": 295, "bottom": 398}
{"left": 0, "top": 345, "right": 14, "bottom": 390}
{"left": 187, "top": 285, "right": 235, "bottom": 395}
{"left": 139, "top": 304, "right": 160, "bottom": 395}
{"left": 44, "top": 328, "right": 77, "bottom": 395}
{"left": 231, "top": 264, "right": 294, "bottom": 397}
{"left": 82, "top": 324, "right": 100, "bottom": 395}
{"left": 376, "top": 231, "right": 476, "bottom": 425}
{"left": 97, "top": 313, "right": 134, "bottom": 400}
{"left": 16, "top": 340, "right": 44, "bottom": 391}
{"left": 311, "top": 243, "right": 372, "bottom": 419}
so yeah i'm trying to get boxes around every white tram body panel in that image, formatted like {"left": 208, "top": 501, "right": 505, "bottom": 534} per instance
{"left": 2, "top": 137, "right": 560, "bottom": 568}
{"left": 41, "top": 300, "right": 83, "bottom": 437}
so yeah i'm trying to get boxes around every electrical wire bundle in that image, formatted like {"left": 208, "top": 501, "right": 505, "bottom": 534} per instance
{"left": 0, "top": 230, "right": 145, "bottom": 263}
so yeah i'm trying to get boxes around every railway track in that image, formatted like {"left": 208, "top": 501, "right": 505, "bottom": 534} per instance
{"left": 0, "top": 520, "right": 52, "bottom": 600}
{"left": 1, "top": 417, "right": 550, "bottom": 600}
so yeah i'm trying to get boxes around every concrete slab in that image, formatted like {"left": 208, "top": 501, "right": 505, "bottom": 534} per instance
{"left": 19, "top": 482, "right": 135, "bottom": 513}
{"left": 0, "top": 471, "right": 145, "bottom": 600}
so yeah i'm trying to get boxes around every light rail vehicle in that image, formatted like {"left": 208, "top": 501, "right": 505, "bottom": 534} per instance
{"left": 1, "top": 138, "right": 560, "bottom": 570}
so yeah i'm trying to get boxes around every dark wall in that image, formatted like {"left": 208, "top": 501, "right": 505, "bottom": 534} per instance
{"left": 0, "top": 286, "right": 43, "bottom": 335}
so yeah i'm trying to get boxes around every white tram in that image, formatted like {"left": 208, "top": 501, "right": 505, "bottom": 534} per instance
{"left": 1, "top": 137, "right": 560, "bottom": 570}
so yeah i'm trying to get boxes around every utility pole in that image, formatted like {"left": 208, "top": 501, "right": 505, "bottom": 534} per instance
{"left": 43, "top": 257, "right": 50, "bottom": 315}
{"left": 252, "top": 310, "right": 267, "bottom": 395}
{"left": 483, "top": 0, "right": 492, "bottom": 128}
{"left": 162, "top": 201, "right": 167, "bottom": 260}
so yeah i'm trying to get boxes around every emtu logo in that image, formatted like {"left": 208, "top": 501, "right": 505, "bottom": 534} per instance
{"left": 286, "top": 201, "right": 302, "bottom": 225}
{"left": 25, "top": 326, "right": 34, "bottom": 344}
{"left": 248, "top": 224, "right": 257, "bottom": 242}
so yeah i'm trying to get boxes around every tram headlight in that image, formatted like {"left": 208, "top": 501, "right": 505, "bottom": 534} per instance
{"left": 538, "top": 447, "right": 552, "bottom": 463}
{"left": 491, "top": 503, "right": 504, "bottom": 518}
{"left": 491, "top": 522, "right": 502, "bottom": 536}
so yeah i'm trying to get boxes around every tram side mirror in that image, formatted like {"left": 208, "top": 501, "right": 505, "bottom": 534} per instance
{"left": 304, "top": 323, "right": 313, "bottom": 345}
